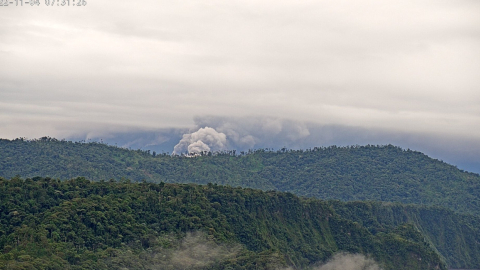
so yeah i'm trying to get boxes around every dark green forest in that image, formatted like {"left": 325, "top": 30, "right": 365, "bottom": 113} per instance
{"left": 1, "top": 138, "right": 479, "bottom": 215}
{"left": 0, "top": 177, "right": 446, "bottom": 270}
{"left": 328, "top": 201, "right": 480, "bottom": 268}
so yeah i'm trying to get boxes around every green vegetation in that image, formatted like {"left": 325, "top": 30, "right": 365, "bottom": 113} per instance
{"left": 328, "top": 201, "right": 480, "bottom": 269}
{"left": 1, "top": 138, "right": 479, "bottom": 215}
{"left": 0, "top": 177, "right": 445, "bottom": 270}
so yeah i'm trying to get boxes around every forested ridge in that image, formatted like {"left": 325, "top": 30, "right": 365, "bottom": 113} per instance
{"left": 0, "top": 177, "right": 446, "bottom": 270}
{"left": 328, "top": 201, "right": 480, "bottom": 268}
{"left": 1, "top": 138, "right": 479, "bottom": 215}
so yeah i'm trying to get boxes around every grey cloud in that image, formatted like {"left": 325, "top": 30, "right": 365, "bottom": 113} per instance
{"left": 192, "top": 116, "right": 312, "bottom": 150}
{"left": 69, "top": 127, "right": 187, "bottom": 154}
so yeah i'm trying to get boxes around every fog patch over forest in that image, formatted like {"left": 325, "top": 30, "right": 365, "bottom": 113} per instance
{"left": 105, "top": 231, "right": 383, "bottom": 270}
{"left": 105, "top": 231, "right": 241, "bottom": 269}
{"left": 309, "top": 253, "right": 382, "bottom": 270}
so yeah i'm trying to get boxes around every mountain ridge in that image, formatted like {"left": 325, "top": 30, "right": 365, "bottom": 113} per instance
{"left": 1, "top": 138, "right": 479, "bottom": 215}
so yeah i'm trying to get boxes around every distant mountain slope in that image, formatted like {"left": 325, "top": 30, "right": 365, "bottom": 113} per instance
{"left": 1, "top": 138, "right": 479, "bottom": 216}
{"left": 0, "top": 177, "right": 446, "bottom": 270}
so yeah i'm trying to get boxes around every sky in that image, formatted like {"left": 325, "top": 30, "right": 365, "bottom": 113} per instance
{"left": 1, "top": 0, "right": 480, "bottom": 172}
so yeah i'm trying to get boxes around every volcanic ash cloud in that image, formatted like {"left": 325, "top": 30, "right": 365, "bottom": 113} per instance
{"left": 172, "top": 127, "right": 227, "bottom": 155}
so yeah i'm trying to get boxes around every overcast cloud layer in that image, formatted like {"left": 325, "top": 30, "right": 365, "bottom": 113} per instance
{"left": 1, "top": 1, "right": 479, "bottom": 170}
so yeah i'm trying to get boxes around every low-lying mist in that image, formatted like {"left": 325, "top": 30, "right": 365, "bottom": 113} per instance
{"left": 104, "top": 231, "right": 382, "bottom": 270}
{"left": 308, "top": 253, "right": 382, "bottom": 270}
{"left": 105, "top": 231, "right": 241, "bottom": 269}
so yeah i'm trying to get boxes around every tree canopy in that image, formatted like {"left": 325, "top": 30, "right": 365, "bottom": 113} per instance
{"left": 0, "top": 176, "right": 446, "bottom": 270}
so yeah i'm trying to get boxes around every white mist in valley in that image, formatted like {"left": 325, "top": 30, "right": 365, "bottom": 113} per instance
{"left": 106, "top": 231, "right": 241, "bottom": 269}
{"left": 310, "top": 253, "right": 382, "bottom": 270}
{"left": 107, "top": 231, "right": 382, "bottom": 270}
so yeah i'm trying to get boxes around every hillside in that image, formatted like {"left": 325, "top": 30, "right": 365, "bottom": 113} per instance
{"left": 328, "top": 201, "right": 480, "bottom": 269}
{"left": 0, "top": 177, "right": 446, "bottom": 270}
{"left": 1, "top": 138, "right": 479, "bottom": 216}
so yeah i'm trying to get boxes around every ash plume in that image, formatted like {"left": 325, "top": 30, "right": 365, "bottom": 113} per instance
{"left": 173, "top": 127, "right": 227, "bottom": 155}
{"left": 173, "top": 116, "right": 311, "bottom": 155}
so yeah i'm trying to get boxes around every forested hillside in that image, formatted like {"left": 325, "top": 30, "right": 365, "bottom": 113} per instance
{"left": 1, "top": 138, "right": 479, "bottom": 216}
{"left": 0, "top": 177, "right": 446, "bottom": 270}
{"left": 328, "top": 201, "right": 480, "bottom": 269}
